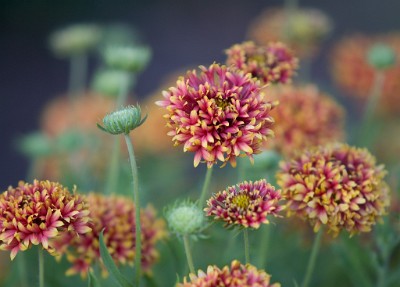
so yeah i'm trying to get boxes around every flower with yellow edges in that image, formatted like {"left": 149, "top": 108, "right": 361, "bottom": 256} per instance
{"left": 0, "top": 180, "right": 91, "bottom": 260}
{"left": 156, "top": 63, "right": 276, "bottom": 167}
{"left": 177, "top": 260, "right": 281, "bottom": 287}
{"left": 205, "top": 179, "right": 283, "bottom": 229}
{"left": 277, "top": 143, "right": 390, "bottom": 236}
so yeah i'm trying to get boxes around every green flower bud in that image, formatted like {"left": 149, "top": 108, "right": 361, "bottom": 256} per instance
{"left": 16, "top": 132, "right": 53, "bottom": 158}
{"left": 367, "top": 43, "right": 396, "bottom": 70}
{"left": 97, "top": 105, "right": 147, "bottom": 135}
{"left": 49, "top": 24, "right": 102, "bottom": 57}
{"left": 165, "top": 201, "right": 205, "bottom": 236}
{"left": 103, "top": 46, "right": 151, "bottom": 72}
{"left": 91, "top": 69, "right": 133, "bottom": 97}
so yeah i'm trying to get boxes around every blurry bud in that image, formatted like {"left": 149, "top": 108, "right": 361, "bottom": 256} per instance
{"left": 91, "top": 69, "right": 133, "bottom": 97}
{"left": 367, "top": 43, "right": 396, "bottom": 70}
{"left": 97, "top": 105, "right": 147, "bottom": 135}
{"left": 55, "top": 130, "right": 97, "bottom": 153}
{"left": 100, "top": 24, "right": 142, "bottom": 47}
{"left": 165, "top": 200, "right": 205, "bottom": 236}
{"left": 16, "top": 132, "right": 53, "bottom": 158}
{"left": 49, "top": 24, "right": 102, "bottom": 57}
{"left": 103, "top": 46, "right": 151, "bottom": 72}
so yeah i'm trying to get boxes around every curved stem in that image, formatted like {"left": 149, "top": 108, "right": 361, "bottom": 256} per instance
{"left": 39, "top": 248, "right": 44, "bottom": 287}
{"left": 183, "top": 234, "right": 195, "bottom": 274}
{"left": 198, "top": 166, "right": 213, "bottom": 208}
{"left": 244, "top": 229, "right": 250, "bottom": 264}
{"left": 123, "top": 134, "right": 142, "bottom": 286}
{"left": 302, "top": 229, "right": 323, "bottom": 287}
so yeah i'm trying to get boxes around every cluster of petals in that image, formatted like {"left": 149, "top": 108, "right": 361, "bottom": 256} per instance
{"left": 177, "top": 260, "right": 280, "bottom": 287}
{"left": 156, "top": 63, "right": 276, "bottom": 167}
{"left": 265, "top": 84, "right": 345, "bottom": 157}
{"left": 53, "top": 193, "right": 167, "bottom": 277}
{"left": 0, "top": 180, "right": 91, "bottom": 260}
{"left": 277, "top": 143, "right": 390, "bottom": 236}
{"left": 247, "top": 7, "right": 332, "bottom": 58}
{"left": 225, "top": 41, "right": 298, "bottom": 85}
{"left": 205, "top": 179, "right": 283, "bottom": 229}
{"left": 331, "top": 33, "right": 400, "bottom": 114}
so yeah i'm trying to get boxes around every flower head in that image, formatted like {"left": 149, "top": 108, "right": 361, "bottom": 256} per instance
{"left": 277, "top": 143, "right": 390, "bottom": 236}
{"left": 91, "top": 69, "right": 132, "bottom": 98}
{"left": 265, "top": 84, "right": 345, "bottom": 157}
{"left": 98, "top": 105, "right": 147, "bottom": 135}
{"left": 177, "top": 260, "right": 280, "bottom": 287}
{"left": 165, "top": 200, "right": 205, "bottom": 236}
{"left": 0, "top": 180, "right": 91, "bottom": 260}
{"left": 49, "top": 24, "right": 101, "bottom": 57}
{"left": 225, "top": 41, "right": 298, "bottom": 85}
{"left": 247, "top": 8, "right": 332, "bottom": 58}
{"left": 103, "top": 46, "right": 151, "bottom": 72}
{"left": 205, "top": 180, "right": 283, "bottom": 229}
{"left": 156, "top": 63, "right": 276, "bottom": 167}
{"left": 54, "top": 193, "right": 166, "bottom": 277}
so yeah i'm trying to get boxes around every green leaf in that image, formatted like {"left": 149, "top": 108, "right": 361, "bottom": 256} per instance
{"left": 88, "top": 270, "right": 101, "bottom": 287}
{"left": 99, "top": 230, "right": 134, "bottom": 287}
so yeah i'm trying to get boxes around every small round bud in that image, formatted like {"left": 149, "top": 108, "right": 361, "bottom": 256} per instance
{"left": 49, "top": 24, "right": 102, "bottom": 57}
{"left": 17, "top": 132, "right": 53, "bottom": 158}
{"left": 91, "top": 69, "right": 133, "bottom": 97}
{"left": 97, "top": 105, "right": 147, "bottom": 135}
{"left": 367, "top": 43, "right": 396, "bottom": 70}
{"left": 165, "top": 201, "right": 205, "bottom": 236}
{"left": 103, "top": 46, "right": 151, "bottom": 72}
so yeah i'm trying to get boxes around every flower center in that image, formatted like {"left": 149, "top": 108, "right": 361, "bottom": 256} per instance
{"left": 215, "top": 97, "right": 230, "bottom": 110}
{"left": 232, "top": 194, "right": 251, "bottom": 209}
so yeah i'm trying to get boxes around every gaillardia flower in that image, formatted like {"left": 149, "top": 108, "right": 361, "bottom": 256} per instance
{"left": 265, "top": 84, "right": 345, "bottom": 157}
{"left": 177, "top": 260, "right": 280, "bottom": 287}
{"left": 54, "top": 193, "right": 166, "bottom": 277}
{"left": 205, "top": 179, "right": 283, "bottom": 229}
{"left": 156, "top": 63, "right": 276, "bottom": 167}
{"left": 277, "top": 143, "right": 390, "bottom": 236}
{"left": 225, "top": 41, "right": 298, "bottom": 85}
{"left": 0, "top": 180, "right": 91, "bottom": 260}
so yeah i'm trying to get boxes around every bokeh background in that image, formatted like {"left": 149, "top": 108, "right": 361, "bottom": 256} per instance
{"left": 1, "top": 0, "right": 400, "bottom": 189}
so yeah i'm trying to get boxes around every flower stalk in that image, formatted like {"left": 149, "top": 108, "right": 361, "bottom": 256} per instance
{"left": 39, "top": 248, "right": 44, "bottom": 287}
{"left": 302, "top": 229, "right": 323, "bottom": 287}
{"left": 244, "top": 229, "right": 250, "bottom": 264}
{"left": 198, "top": 166, "right": 213, "bottom": 208}
{"left": 183, "top": 234, "right": 195, "bottom": 274}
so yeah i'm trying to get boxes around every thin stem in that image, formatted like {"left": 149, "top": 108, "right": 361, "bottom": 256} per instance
{"left": 363, "top": 70, "right": 385, "bottom": 124}
{"left": 39, "top": 248, "right": 44, "bottom": 287}
{"left": 198, "top": 166, "right": 213, "bottom": 208}
{"left": 123, "top": 134, "right": 142, "bottom": 286}
{"left": 68, "top": 53, "right": 87, "bottom": 96}
{"left": 244, "top": 229, "right": 250, "bottom": 264}
{"left": 257, "top": 225, "right": 271, "bottom": 268}
{"left": 105, "top": 137, "right": 121, "bottom": 194}
{"left": 284, "top": 0, "right": 298, "bottom": 41}
{"left": 302, "top": 229, "right": 323, "bottom": 287}
{"left": 116, "top": 72, "right": 132, "bottom": 108}
{"left": 17, "top": 253, "right": 28, "bottom": 287}
{"left": 183, "top": 234, "right": 195, "bottom": 274}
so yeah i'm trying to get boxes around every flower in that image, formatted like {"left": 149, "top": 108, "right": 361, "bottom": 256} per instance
{"left": 54, "top": 193, "right": 167, "bottom": 277}
{"left": 277, "top": 143, "right": 390, "bottom": 236}
{"left": 330, "top": 33, "right": 400, "bottom": 115}
{"left": 98, "top": 105, "right": 147, "bottom": 135}
{"left": 205, "top": 179, "right": 283, "bottom": 229}
{"left": 165, "top": 200, "right": 205, "bottom": 236}
{"left": 247, "top": 7, "right": 332, "bottom": 58}
{"left": 49, "top": 24, "right": 101, "bottom": 57}
{"left": 225, "top": 41, "right": 298, "bottom": 85}
{"left": 156, "top": 63, "right": 276, "bottom": 168}
{"left": 103, "top": 46, "right": 152, "bottom": 72}
{"left": 264, "top": 84, "right": 345, "bottom": 157}
{"left": 176, "top": 260, "right": 280, "bottom": 287}
{"left": 0, "top": 180, "right": 91, "bottom": 260}
{"left": 91, "top": 69, "right": 132, "bottom": 98}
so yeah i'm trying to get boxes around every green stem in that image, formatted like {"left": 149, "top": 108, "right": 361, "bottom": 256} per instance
{"left": 17, "top": 252, "right": 28, "bottom": 287}
{"left": 69, "top": 53, "right": 87, "bottom": 95}
{"left": 183, "top": 234, "right": 195, "bottom": 274}
{"left": 105, "top": 137, "right": 121, "bottom": 194}
{"left": 123, "top": 134, "right": 142, "bottom": 286}
{"left": 302, "top": 229, "right": 323, "bottom": 287}
{"left": 244, "top": 229, "right": 250, "bottom": 264}
{"left": 39, "top": 248, "right": 44, "bottom": 287}
{"left": 257, "top": 225, "right": 271, "bottom": 268}
{"left": 198, "top": 166, "right": 213, "bottom": 208}
{"left": 284, "top": 0, "right": 298, "bottom": 41}
{"left": 116, "top": 72, "right": 132, "bottom": 108}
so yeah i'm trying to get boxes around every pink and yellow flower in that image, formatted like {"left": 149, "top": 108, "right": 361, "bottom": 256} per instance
{"left": 54, "top": 193, "right": 167, "bottom": 277}
{"left": 0, "top": 180, "right": 91, "bottom": 260}
{"left": 205, "top": 179, "right": 283, "bottom": 229}
{"left": 277, "top": 143, "right": 390, "bottom": 236}
{"left": 177, "top": 260, "right": 280, "bottom": 287}
{"left": 225, "top": 41, "right": 298, "bottom": 85}
{"left": 156, "top": 63, "right": 276, "bottom": 167}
